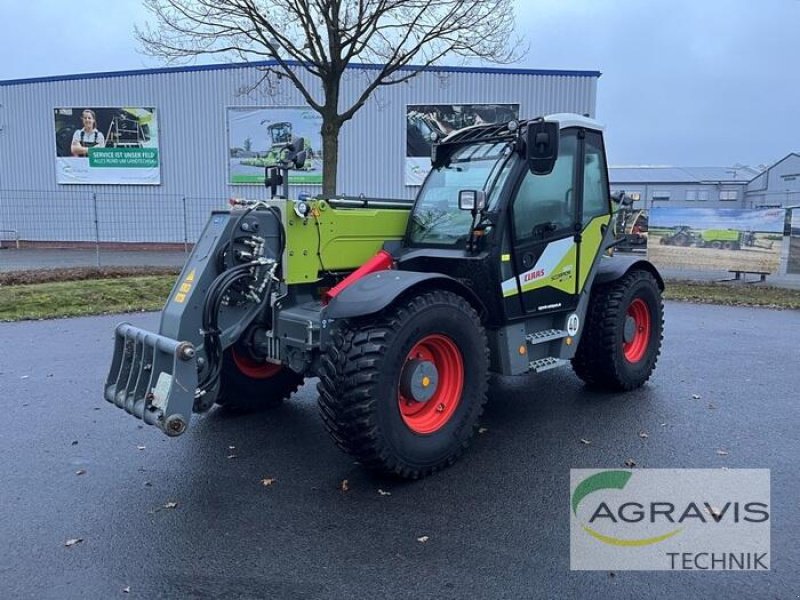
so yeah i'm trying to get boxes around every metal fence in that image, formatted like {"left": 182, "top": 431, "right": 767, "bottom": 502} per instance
{"left": 0, "top": 189, "right": 236, "bottom": 246}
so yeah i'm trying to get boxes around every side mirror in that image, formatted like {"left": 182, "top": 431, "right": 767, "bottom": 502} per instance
{"left": 289, "top": 137, "right": 305, "bottom": 154}
{"left": 526, "top": 121, "right": 559, "bottom": 175}
{"left": 611, "top": 191, "right": 634, "bottom": 207}
{"left": 458, "top": 189, "right": 487, "bottom": 212}
{"left": 292, "top": 150, "right": 307, "bottom": 170}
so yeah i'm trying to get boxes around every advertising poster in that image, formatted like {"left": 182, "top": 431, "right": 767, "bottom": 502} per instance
{"left": 406, "top": 103, "right": 519, "bottom": 186}
{"left": 788, "top": 209, "right": 800, "bottom": 274}
{"left": 648, "top": 207, "right": 785, "bottom": 273}
{"left": 228, "top": 107, "right": 322, "bottom": 185}
{"left": 54, "top": 107, "right": 160, "bottom": 185}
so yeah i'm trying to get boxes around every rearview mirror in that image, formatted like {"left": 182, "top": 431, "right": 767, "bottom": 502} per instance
{"left": 526, "top": 121, "right": 559, "bottom": 175}
{"left": 289, "top": 137, "right": 305, "bottom": 154}
{"left": 292, "top": 150, "right": 307, "bottom": 170}
{"left": 458, "top": 190, "right": 486, "bottom": 212}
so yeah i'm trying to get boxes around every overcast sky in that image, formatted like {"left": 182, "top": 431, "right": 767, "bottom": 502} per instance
{"left": 2, "top": 0, "right": 797, "bottom": 169}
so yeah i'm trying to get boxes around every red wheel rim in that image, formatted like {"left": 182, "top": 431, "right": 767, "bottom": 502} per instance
{"left": 231, "top": 348, "right": 282, "bottom": 379}
{"left": 398, "top": 334, "right": 464, "bottom": 435}
{"left": 623, "top": 298, "right": 651, "bottom": 363}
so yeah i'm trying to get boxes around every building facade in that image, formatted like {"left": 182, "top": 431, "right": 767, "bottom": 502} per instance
{"left": 0, "top": 61, "right": 600, "bottom": 244}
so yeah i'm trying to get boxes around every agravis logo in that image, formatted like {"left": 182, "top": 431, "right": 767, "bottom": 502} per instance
{"left": 571, "top": 470, "right": 682, "bottom": 546}
{"left": 570, "top": 469, "right": 771, "bottom": 571}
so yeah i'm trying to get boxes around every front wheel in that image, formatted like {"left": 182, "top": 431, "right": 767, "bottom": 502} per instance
{"left": 318, "top": 290, "right": 489, "bottom": 479}
{"left": 572, "top": 269, "right": 664, "bottom": 391}
{"left": 215, "top": 346, "right": 304, "bottom": 412}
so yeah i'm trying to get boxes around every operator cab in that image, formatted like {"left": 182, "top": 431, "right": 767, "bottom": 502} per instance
{"left": 399, "top": 114, "right": 612, "bottom": 326}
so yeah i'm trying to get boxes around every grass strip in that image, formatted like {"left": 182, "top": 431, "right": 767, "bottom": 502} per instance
{"left": 0, "top": 275, "right": 175, "bottom": 321}
{"left": 664, "top": 280, "right": 800, "bottom": 309}
{"left": 0, "top": 275, "right": 798, "bottom": 323}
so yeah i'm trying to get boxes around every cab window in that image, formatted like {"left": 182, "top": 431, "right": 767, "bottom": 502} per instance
{"left": 512, "top": 132, "right": 577, "bottom": 242}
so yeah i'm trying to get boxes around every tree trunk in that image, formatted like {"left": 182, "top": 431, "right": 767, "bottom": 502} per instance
{"left": 321, "top": 119, "right": 340, "bottom": 196}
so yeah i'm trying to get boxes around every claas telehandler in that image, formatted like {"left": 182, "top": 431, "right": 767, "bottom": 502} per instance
{"left": 105, "top": 114, "right": 664, "bottom": 479}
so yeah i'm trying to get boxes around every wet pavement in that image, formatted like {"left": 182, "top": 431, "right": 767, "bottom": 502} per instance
{"left": 0, "top": 303, "right": 798, "bottom": 599}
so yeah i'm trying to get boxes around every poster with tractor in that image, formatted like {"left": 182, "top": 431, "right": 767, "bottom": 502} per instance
{"left": 405, "top": 103, "right": 519, "bottom": 185}
{"left": 648, "top": 208, "right": 785, "bottom": 273}
{"left": 788, "top": 209, "right": 800, "bottom": 274}
{"left": 227, "top": 107, "right": 322, "bottom": 185}
{"left": 54, "top": 107, "right": 159, "bottom": 185}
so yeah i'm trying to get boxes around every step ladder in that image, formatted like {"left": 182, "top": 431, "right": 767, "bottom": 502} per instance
{"left": 526, "top": 329, "right": 570, "bottom": 373}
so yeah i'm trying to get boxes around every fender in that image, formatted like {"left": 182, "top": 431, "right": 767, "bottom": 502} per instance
{"left": 323, "top": 270, "right": 485, "bottom": 320}
{"left": 595, "top": 254, "right": 665, "bottom": 290}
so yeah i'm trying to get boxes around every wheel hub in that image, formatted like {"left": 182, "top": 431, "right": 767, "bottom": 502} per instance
{"left": 623, "top": 315, "right": 637, "bottom": 343}
{"left": 399, "top": 359, "right": 439, "bottom": 403}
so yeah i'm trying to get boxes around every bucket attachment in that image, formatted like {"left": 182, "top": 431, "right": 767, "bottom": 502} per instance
{"left": 104, "top": 323, "right": 198, "bottom": 437}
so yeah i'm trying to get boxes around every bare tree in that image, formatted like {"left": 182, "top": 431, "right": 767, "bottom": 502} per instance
{"left": 138, "top": 0, "right": 524, "bottom": 195}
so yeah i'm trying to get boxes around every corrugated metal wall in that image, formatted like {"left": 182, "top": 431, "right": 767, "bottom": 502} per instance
{"left": 0, "top": 63, "right": 598, "bottom": 242}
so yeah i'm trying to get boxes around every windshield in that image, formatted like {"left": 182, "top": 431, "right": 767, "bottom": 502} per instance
{"left": 409, "top": 142, "right": 515, "bottom": 246}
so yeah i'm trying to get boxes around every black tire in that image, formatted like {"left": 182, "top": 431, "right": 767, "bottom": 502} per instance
{"left": 215, "top": 348, "right": 304, "bottom": 412}
{"left": 711, "top": 240, "right": 723, "bottom": 250}
{"left": 318, "top": 290, "right": 489, "bottom": 479}
{"left": 571, "top": 269, "right": 663, "bottom": 391}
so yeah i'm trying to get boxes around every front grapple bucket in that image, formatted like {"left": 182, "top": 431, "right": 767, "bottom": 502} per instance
{"left": 104, "top": 323, "right": 198, "bottom": 437}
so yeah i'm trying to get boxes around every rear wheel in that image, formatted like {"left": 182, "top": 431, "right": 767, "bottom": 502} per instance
{"left": 216, "top": 345, "right": 304, "bottom": 412}
{"left": 318, "top": 290, "right": 489, "bottom": 479}
{"left": 571, "top": 269, "right": 663, "bottom": 391}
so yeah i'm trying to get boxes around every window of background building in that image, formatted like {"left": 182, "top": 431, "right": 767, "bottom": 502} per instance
{"left": 720, "top": 190, "right": 739, "bottom": 201}
{"left": 652, "top": 191, "right": 671, "bottom": 202}
{"left": 686, "top": 190, "right": 697, "bottom": 201}
{"left": 698, "top": 190, "right": 708, "bottom": 201}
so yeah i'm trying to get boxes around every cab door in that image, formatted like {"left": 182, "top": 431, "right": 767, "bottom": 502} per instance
{"left": 505, "top": 129, "right": 581, "bottom": 315}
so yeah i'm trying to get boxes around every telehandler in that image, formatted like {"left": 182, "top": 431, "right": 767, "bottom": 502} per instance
{"left": 105, "top": 114, "right": 664, "bottom": 479}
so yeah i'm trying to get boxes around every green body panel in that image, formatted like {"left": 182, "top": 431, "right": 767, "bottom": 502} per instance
{"left": 700, "top": 229, "right": 741, "bottom": 242}
{"left": 579, "top": 216, "right": 611, "bottom": 290}
{"left": 284, "top": 199, "right": 411, "bottom": 284}
{"left": 502, "top": 215, "right": 610, "bottom": 298}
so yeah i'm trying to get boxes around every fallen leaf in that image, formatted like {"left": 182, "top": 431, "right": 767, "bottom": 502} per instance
{"left": 228, "top": 445, "right": 236, "bottom": 450}
{"left": 227, "top": 454, "right": 238, "bottom": 460}
{"left": 692, "top": 394, "right": 701, "bottom": 400}
{"left": 580, "top": 438, "right": 591, "bottom": 445}
{"left": 163, "top": 501, "right": 178, "bottom": 509}
{"left": 136, "top": 445, "right": 146, "bottom": 451}
{"left": 123, "top": 586, "right": 131, "bottom": 594}
{"left": 639, "top": 432, "right": 649, "bottom": 439}
{"left": 624, "top": 459, "right": 637, "bottom": 468}
{"left": 71, "top": 441, "right": 79, "bottom": 446}
{"left": 75, "top": 469, "right": 87, "bottom": 476}
{"left": 261, "top": 478, "right": 276, "bottom": 487}
{"left": 65, "top": 538, "right": 83, "bottom": 547}
{"left": 660, "top": 423, "right": 667, "bottom": 427}
{"left": 144, "top": 481, "right": 152, "bottom": 487}
{"left": 716, "top": 449, "right": 729, "bottom": 456}
{"left": 20, "top": 375, "right": 29, "bottom": 380}
{"left": 708, "top": 402, "right": 717, "bottom": 410}
{"left": 340, "top": 479, "right": 349, "bottom": 492}
{"left": 478, "top": 427, "right": 488, "bottom": 434}
{"left": 378, "top": 489, "right": 391, "bottom": 496}
{"left": 609, "top": 571, "right": 616, "bottom": 578}
{"left": 416, "top": 535, "right": 429, "bottom": 543}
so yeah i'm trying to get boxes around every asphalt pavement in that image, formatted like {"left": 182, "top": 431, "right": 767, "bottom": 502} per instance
{"left": 0, "top": 303, "right": 798, "bottom": 599}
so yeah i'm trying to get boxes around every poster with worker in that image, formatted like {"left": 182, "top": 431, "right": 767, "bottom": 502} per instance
{"left": 227, "top": 107, "right": 322, "bottom": 185}
{"left": 405, "top": 103, "right": 520, "bottom": 186}
{"left": 54, "top": 107, "right": 160, "bottom": 184}
{"left": 648, "top": 207, "right": 785, "bottom": 274}
{"left": 788, "top": 209, "right": 800, "bottom": 274}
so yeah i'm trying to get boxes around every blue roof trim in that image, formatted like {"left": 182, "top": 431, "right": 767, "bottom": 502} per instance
{"left": 0, "top": 60, "right": 601, "bottom": 86}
